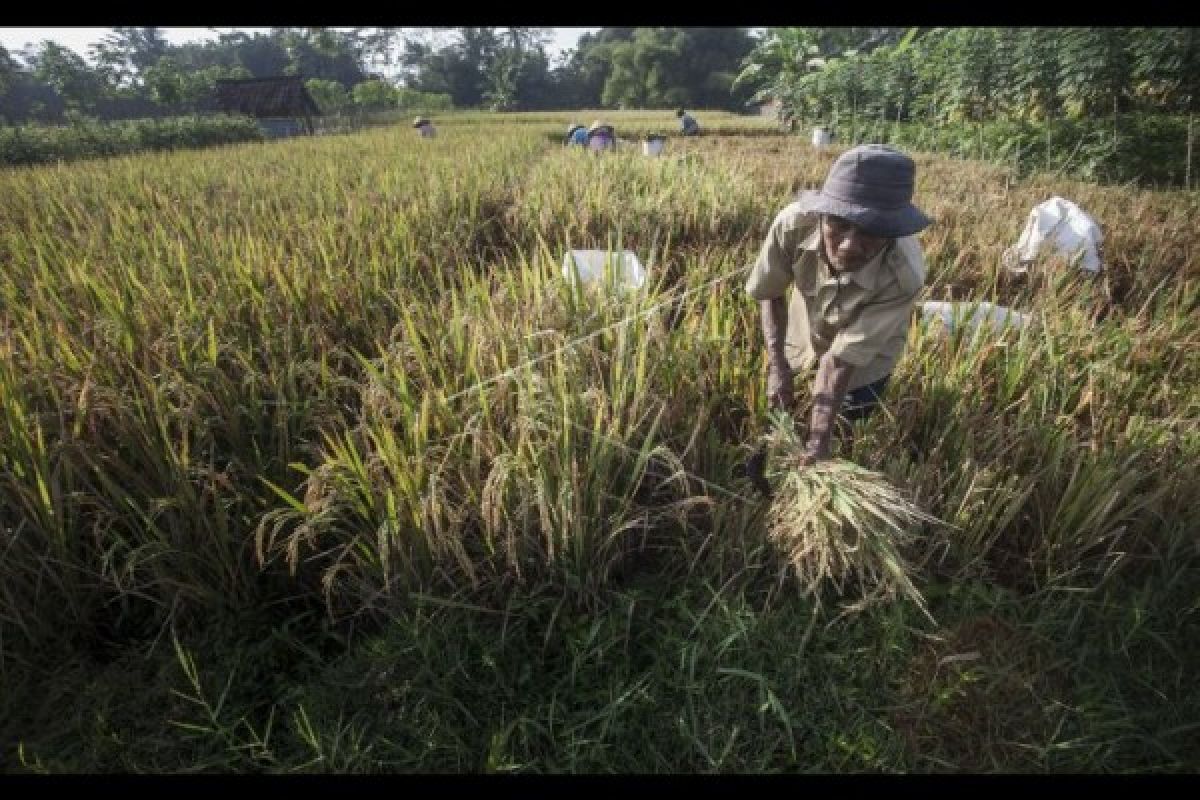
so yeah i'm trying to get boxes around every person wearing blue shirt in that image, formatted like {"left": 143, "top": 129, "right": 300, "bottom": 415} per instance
{"left": 566, "top": 123, "right": 589, "bottom": 147}
{"left": 676, "top": 109, "right": 700, "bottom": 136}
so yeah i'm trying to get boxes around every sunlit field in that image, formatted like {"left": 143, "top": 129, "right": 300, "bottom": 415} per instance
{"left": 2, "top": 110, "right": 1197, "bottom": 772}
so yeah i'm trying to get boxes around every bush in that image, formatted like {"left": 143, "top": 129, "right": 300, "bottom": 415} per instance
{"left": 394, "top": 88, "right": 454, "bottom": 112}
{"left": 826, "top": 113, "right": 1195, "bottom": 188}
{"left": 0, "top": 114, "right": 265, "bottom": 167}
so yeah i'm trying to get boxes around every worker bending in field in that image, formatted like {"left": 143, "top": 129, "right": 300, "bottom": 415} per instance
{"left": 413, "top": 117, "right": 437, "bottom": 138}
{"left": 565, "top": 122, "right": 589, "bottom": 147}
{"left": 745, "top": 144, "right": 932, "bottom": 465}
{"left": 587, "top": 120, "right": 617, "bottom": 152}
{"left": 676, "top": 108, "right": 700, "bottom": 136}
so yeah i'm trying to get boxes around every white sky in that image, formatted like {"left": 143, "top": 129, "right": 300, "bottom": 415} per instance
{"left": 0, "top": 27, "right": 599, "bottom": 65}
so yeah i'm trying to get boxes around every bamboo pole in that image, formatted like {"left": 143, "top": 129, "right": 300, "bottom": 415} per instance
{"left": 1046, "top": 118, "right": 1052, "bottom": 171}
{"left": 1187, "top": 112, "right": 1194, "bottom": 190}
{"left": 1113, "top": 95, "right": 1119, "bottom": 158}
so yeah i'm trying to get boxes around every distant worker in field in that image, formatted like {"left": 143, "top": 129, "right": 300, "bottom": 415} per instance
{"left": 587, "top": 120, "right": 617, "bottom": 152}
{"left": 676, "top": 108, "right": 700, "bottom": 136}
{"left": 566, "top": 122, "right": 589, "bottom": 147}
{"left": 745, "top": 144, "right": 932, "bottom": 465}
{"left": 413, "top": 117, "right": 437, "bottom": 138}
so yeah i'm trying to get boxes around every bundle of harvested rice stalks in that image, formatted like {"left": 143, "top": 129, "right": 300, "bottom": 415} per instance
{"left": 763, "top": 417, "right": 942, "bottom": 622}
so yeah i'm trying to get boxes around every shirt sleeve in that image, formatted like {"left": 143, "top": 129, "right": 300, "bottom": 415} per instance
{"left": 745, "top": 209, "right": 800, "bottom": 301}
{"left": 827, "top": 288, "right": 918, "bottom": 367}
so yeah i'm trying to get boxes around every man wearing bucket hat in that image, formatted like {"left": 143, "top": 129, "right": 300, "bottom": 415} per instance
{"left": 745, "top": 144, "right": 932, "bottom": 466}
{"left": 413, "top": 117, "right": 437, "bottom": 138}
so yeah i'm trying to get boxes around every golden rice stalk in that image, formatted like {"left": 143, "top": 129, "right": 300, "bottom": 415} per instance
{"left": 765, "top": 422, "right": 940, "bottom": 622}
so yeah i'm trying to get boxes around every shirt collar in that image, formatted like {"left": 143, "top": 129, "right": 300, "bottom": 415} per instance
{"left": 801, "top": 227, "right": 821, "bottom": 252}
{"left": 845, "top": 249, "right": 884, "bottom": 290}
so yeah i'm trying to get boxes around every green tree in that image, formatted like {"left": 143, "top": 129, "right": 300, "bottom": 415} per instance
{"left": 351, "top": 78, "right": 397, "bottom": 111}
{"left": 278, "top": 28, "right": 367, "bottom": 86}
{"left": 482, "top": 28, "right": 552, "bottom": 110}
{"left": 230, "top": 33, "right": 291, "bottom": 78}
{"left": 1060, "top": 27, "right": 1133, "bottom": 117}
{"left": 143, "top": 58, "right": 250, "bottom": 111}
{"left": 395, "top": 87, "right": 453, "bottom": 111}
{"left": 1011, "top": 27, "right": 1063, "bottom": 119}
{"left": 0, "top": 44, "right": 19, "bottom": 97}
{"left": 945, "top": 28, "right": 1003, "bottom": 121}
{"left": 554, "top": 32, "right": 624, "bottom": 107}
{"left": 878, "top": 42, "right": 919, "bottom": 121}
{"left": 88, "top": 27, "right": 169, "bottom": 89}
{"left": 1131, "top": 27, "right": 1200, "bottom": 113}
{"left": 601, "top": 28, "right": 755, "bottom": 110}
{"left": 25, "top": 41, "right": 109, "bottom": 115}
{"left": 406, "top": 27, "right": 500, "bottom": 107}
{"left": 601, "top": 29, "right": 677, "bottom": 108}
{"left": 305, "top": 78, "right": 351, "bottom": 114}
{"left": 737, "top": 27, "right": 907, "bottom": 120}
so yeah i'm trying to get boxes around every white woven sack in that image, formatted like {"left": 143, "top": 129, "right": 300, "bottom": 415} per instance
{"left": 1003, "top": 196, "right": 1103, "bottom": 274}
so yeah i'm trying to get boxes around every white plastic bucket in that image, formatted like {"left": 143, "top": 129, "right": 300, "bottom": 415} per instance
{"left": 811, "top": 127, "right": 831, "bottom": 148}
{"left": 561, "top": 249, "right": 647, "bottom": 291}
{"left": 643, "top": 138, "right": 665, "bottom": 156}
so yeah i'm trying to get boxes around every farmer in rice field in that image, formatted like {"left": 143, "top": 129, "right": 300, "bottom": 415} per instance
{"left": 745, "top": 144, "right": 931, "bottom": 466}
{"left": 413, "top": 117, "right": 437, "bottom": 138}
{"left": 676, "top": 108, "right": 700, "bottom": 136}
{"left": 587, "top": 120, "right": 617, "bottom": 152}
{"left": 566, "top": 122, "right": 589, "bottom": 147}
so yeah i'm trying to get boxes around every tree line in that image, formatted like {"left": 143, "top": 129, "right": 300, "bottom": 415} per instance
{"left": 0, "top": 27, "right": 759, "bottom": 124}
{"left": 738, "top": 27, "right": 1200, "bottom": 128}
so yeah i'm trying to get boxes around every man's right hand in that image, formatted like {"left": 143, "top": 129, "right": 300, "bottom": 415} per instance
{"left": 767, "top": 361, "right": 793, "bottom": 411}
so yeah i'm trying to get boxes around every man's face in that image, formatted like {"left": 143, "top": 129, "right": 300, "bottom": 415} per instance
{"left": 820, "top": 215, "right": 889, "bottom": 272}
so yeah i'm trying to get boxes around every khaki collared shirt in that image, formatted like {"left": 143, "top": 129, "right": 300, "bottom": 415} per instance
{"left": 745, "top": 202, "right": 926, "bottom": 390}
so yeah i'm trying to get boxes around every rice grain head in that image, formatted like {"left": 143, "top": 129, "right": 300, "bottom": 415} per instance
{"left": 765, "top": 420, "right": 941, "bottom": 622}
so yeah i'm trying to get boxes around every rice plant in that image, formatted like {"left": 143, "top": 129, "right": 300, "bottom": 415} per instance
{"left": 762, "top": 413, "right": 942, "bottom": 621}
{"left": 1, "top": 110, "right": 1197, "bottom": 772}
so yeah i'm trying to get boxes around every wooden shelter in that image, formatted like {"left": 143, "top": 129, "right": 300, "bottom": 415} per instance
{"left": 214, "top": 76, "right": 321, "bottom": 138}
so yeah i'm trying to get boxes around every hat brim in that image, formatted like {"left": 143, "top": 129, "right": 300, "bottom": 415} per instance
{"left": 795, "top": 190, "right": 932, "bottom": 238}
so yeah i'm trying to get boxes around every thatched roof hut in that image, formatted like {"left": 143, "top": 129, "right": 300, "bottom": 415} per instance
{"left": 214, "top": 76, "right": 320, "bottom": 136}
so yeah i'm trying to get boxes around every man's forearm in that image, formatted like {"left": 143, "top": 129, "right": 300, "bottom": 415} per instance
{"left": 760, "top": 297, "right": 789, "bottom": 365}
{"left": 807, "top": 352, "right": 855, "bottom": 458}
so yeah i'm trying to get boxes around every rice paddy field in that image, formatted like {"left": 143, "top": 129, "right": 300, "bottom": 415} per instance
{"left": 1, "top": 110, "right": 1197, "bottom": 772}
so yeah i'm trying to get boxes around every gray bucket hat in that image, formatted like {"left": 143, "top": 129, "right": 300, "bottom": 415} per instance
{"left": 796, "top": 144, "right": 932, "bottom": 237}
